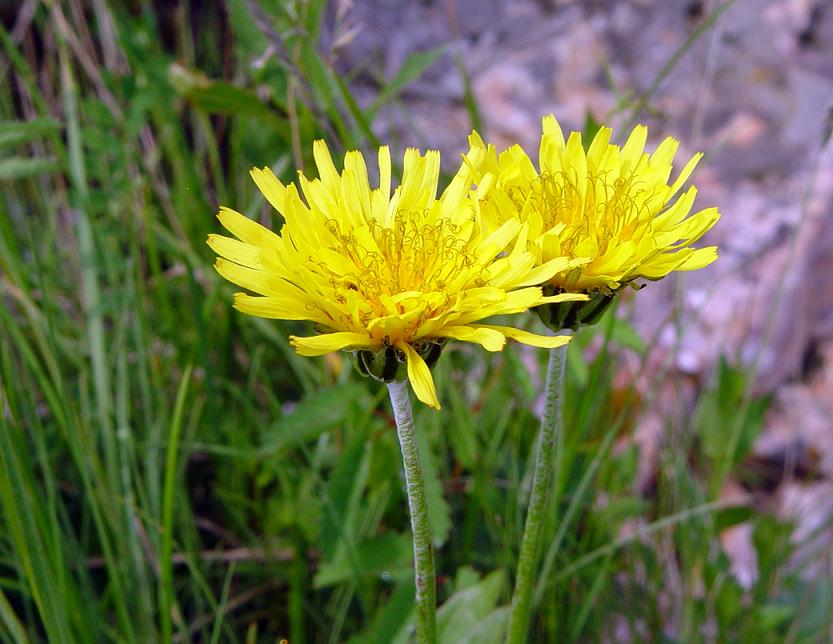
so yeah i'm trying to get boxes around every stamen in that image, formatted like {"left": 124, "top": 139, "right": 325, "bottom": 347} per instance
{"left": 517, "top": 170, "right": 668, "bottom": 257}
{"left": 313, "top": 211, "right": 483, "bottom": 339}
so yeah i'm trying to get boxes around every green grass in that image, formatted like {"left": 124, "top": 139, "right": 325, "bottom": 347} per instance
{"left": 1, "top": 1, "right": 831, "bottom": 642}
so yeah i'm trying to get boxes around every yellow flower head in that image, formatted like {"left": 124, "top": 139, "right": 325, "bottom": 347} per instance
{"left": 465, "top": 114, "right": 721, "bottom": 296}
{"left": 208, "top": 141, "right": 587, "bottom": 409}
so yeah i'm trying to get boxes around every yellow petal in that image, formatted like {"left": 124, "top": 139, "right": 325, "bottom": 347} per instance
{"left": 216, "top": 206, "right": 283, "bottom": 249}
{"left": 477, "top": 218, "right": 521, "bottom": 263}
{"left": 676, "top": 245, "right": 718, "bottom": 271}
{"left": 541, "top": 113, "right": 565, "bottom": 147}
{"left": 378, "top": 146, "right": 391, "bottom": 197}
{"left": 291, "top": 332, "right": 376, "bottom": 356}
{"left": 621, "top": 125, "right": 648, "bottom": 165}
{"left": 207, "top": 234, "right": 263, "bottom": 269}
{"left": 431, "top": 325, "right": 506, "bottom": 351}
{"left": 586, "top": 126, "right": 613, "bottom": 168}
{"left": 398, "top": 342, "right": 440, "bottom": 410}
{"left": 234, "top": 293, "right": 327, "bottom": 322}
{"left": 538, "top": 292, "right": 590, "bottom": 304}
{"left": 514, "top": 256, "right": 573, "bottom": 288}
{"left": 664, "top": 207, "right": 721, "bottom": 248}
{"left": 250, "top": 167, "right": 288, "bottom": 213}
{"left": 668, "top": 152, "right": 703, "bottom": 198}
{"left": 463, "top": 130, "right": 491, "bottom": 176}
{"left": 637, "top": 249, "right": 695, "bottom": 279}
{"left": 649, "top": 136, "right": 680, "bottom": 180}
{"left": 312, "top": 139, "right": 340, "bottom": 185}
{"left": 477, "top": 325, "right": 573, "bottom": 349}
{"left": 215, "top": 259, "right": 282, "bottom": 296}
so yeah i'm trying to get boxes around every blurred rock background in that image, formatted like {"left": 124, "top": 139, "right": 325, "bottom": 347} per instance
{"left": 334, "top": 0, "right": 833, "bottom": 586}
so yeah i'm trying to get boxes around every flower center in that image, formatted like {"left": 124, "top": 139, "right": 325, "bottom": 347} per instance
{"left": 315, "top": 211, "right": 484, "bottom": 336}
{"left": 508, "top": 170, "right": 663, "bottom": 257}
{"left": 324, "top": 212, "right": 478, "bottom": 294}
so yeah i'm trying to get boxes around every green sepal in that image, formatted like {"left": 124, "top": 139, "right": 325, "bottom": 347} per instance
{"left": 536, "top": 288, "right": 618, "bottom": 331}
{"left": 351, "top": 339, "right": 447, "bottom": 383}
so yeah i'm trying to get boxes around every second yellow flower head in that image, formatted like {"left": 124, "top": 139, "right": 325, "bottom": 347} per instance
{"left": 465, "top": 115, "right": 720, "bottom": 295}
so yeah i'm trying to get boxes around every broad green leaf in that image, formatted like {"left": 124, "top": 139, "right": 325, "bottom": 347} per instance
{"left": 458, "top": 606, "right": 510, "bottom": 644}
{"left": 347, "top": 583, "right": 415, "bottom": 644}
{"left": 259, "top": 382, "right": 368, "bottom": 456}
{"left": 437, "top": 569, "right": 505, "bottom": 642}
{"left": 313, "top": 533, "right": 411, "bottom": 588}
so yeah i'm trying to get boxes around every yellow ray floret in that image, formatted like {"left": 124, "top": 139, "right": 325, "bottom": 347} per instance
{"left": 208, "top": 141, "right": 587, "bottom": 409}
{"left": 464, "top": 114, "right": 721, "bottom": 293}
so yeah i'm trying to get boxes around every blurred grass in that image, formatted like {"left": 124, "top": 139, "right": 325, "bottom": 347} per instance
{"left": 1, "top": 1, "right": 832, "bottom": 642}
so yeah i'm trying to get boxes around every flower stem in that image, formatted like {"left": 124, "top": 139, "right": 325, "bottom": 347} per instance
{"left": 507, "top": 341, "right": 569, "bottom": 644}
{"left": 387, "top": 380, "right": 437, "bottom": 644}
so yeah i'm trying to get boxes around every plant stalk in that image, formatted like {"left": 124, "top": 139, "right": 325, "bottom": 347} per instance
{"left": 507, "top": 341, "right": 569, "bottom": 643}
{"left": 387, "top": 379, "right": 437, "bottom": 644}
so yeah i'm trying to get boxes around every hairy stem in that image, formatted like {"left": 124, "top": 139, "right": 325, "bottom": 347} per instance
{"left": 387, "top": 380, "right": 437, "bottom": 644}
{"left": 508, "top": 342, "right": 568, "bottom": 643}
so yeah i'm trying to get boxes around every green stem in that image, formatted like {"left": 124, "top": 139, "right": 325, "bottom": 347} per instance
{"left": 387, "top": 380, "right": 437, "bottom": 644}
{"left": 508, "top": 341, "right": 569, "bottom": 644}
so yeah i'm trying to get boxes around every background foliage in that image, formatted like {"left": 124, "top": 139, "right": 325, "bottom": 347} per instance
{"left": 1, "top": 1, "right": 831, "bottom": 641}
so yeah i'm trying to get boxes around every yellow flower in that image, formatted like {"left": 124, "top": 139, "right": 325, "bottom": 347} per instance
{"left": 465, "top": 114, "right": 721, "bottom": 295}
{"left": 208, "top": 141, "right": 587, "bottom": 409}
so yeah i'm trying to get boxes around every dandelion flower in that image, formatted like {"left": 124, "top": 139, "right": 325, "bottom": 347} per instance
{"left": 208, "top": 141, "right": 587, "bottom": 408}
{"left": 465, "top": 115, "right": 720, "bottom": 329}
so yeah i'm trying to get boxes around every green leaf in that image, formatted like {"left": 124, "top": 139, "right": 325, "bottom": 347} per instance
{"left": 714, "top": 575, "right": 743, "bottom": 627}
{"left": 226, "top": 0, "right": 269, "bottom": 59}
{"left": 0, "top": 157, "right": 62, "bottom": 180}
{"left": 754, "top": 603, "right": 794, "bottom": 631}
{"left": 332, "top": 71, "right": 381, "bottom": 148}
{"left": 566, "top": 343, "right": 590, "bottom": 388}
{"left": 168, "top": 63, "right": 287, "bottom": 133}
{"left": 457, "top": 607, "right": 510, "bottom": 644}
{"left": 454, "top": 53, "right": 484, "bottom": 133}
{"left": 609, "top": 317, "right": 646, "bottom": 353}
{"left": 581, "top": 110, "right": 603, "bottom": 151}
{"left": 446, "top": 379, "right": 479, "bottom": 469}
{"left": 437, "top": 569, "right": 506, "bottom": 642}
{"left": 794, "top": 576, "right": 833, "bottom": 640}
{"left": 313, "top": 533, "right": 412, "bottom": 588}
{"left": 369, "top": 47, "right": 446, "bottom": 118}
{"left": 713, "top": 505, "right": 755, "bottom": 532}
{"left": 696, "top": 357, "right": 770, "bottom": 468}
{"left": 259, "top": 382, "right": 368, "bottom": 457}
{"left": 318, "top": 418, "right": 372, "bottom": 558}
{"left": 0, "top": 118, "right": 61, "bottom": 149}
{"left": 348, "top": 583, "right": 415, "bottom": 644}
{"left": 415, "top": 416, "right": 452, "bottom": 547}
